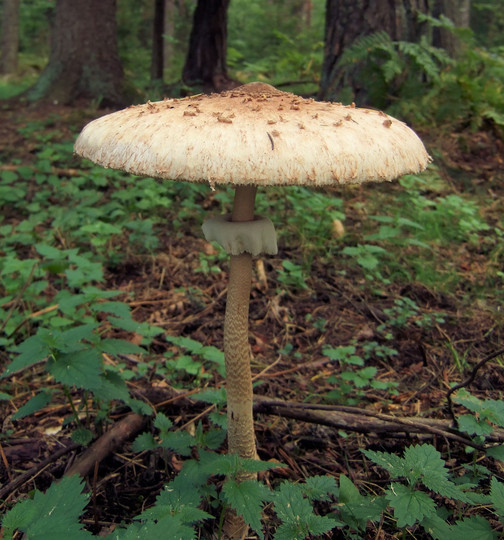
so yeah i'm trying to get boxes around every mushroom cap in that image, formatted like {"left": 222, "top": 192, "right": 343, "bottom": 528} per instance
{"left": 74, "top": 82, "right": 430, "bottom": 187}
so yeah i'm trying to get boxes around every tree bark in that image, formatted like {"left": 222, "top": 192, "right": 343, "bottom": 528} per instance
{"left": 182, "top": 0, "right": 238, "bottom": 93}
{"left": 0, "top": 0, "right": 20, "bottom": 75}
{"left": 319, "top": 0, "right": 430, "bottom": 102}
{"left": 432, "top": 0, "right": 471, "bottom": 57}
{"left": 163, "top": 0, "right": 176, "bottom": 72}
{"left": 26, "top": 0, "right": 124, "bottom": 106}
{"left": 151, "top": 0, "right": 165, "bottom": 81}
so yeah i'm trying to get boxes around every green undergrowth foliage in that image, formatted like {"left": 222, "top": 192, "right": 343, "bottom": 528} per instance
{"left": 3, "top": 439, "right": 504, "bottom": 538}
{"left": 333, "top": 15, "right": 504, "bottom": 135}
{"left": 342, "top": 170, "right": 503, "bottom": 297}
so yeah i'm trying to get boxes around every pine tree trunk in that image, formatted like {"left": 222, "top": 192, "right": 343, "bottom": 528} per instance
{"left": 433, "top": 0, "right": 471, "bottom": 56}
{"left": 182, "top": 0, "right": 238, "bottom": 92}
{"left": 0, "top": 0, "right": 20, "bottom": 75}
{"left": 163, "top": 0, "right": 176, "bottom": 71}
{"left": 151, "top": 0, "right": 165, "bottom": 81}
{"left": 26, "top": 0, "right": 124, "bottom": 106}
{"left": 319, "top": 0, "right": 429, "bottom": 102}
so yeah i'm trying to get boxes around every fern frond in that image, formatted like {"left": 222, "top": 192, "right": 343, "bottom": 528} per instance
{"left": 397, "top": 39, "right": 452, "bottom": 81}
{"left": 337, "top": 31, "right": 394, "bottom": 68}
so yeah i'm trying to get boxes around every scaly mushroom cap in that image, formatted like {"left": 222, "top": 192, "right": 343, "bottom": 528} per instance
{"left": 74, "top": 82, "right": 430, "bottom": 187}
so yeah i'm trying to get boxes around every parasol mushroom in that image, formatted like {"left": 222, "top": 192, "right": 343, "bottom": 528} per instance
{"left": 74, "top": 82, "right": 430, "bottom": 536}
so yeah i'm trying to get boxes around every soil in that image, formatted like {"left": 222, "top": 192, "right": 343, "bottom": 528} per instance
{"left": 1, "top": 98, "right": 504, "bottom": 539}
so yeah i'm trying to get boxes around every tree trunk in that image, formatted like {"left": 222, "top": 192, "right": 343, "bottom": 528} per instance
{"left": 151, "top": 0, "right": 165, "bottom": 81}
{"left": 163, "top": 0, "right": 176, "bottom": 71}
{"left": 319, "top": 0, "right": 429, "bottom": 102}
{"left": 432, "top": 0, "right": 471, "bottom": 56}
{"left": 26, "top": 0, "right": 124, "bottom": 106}
{"left": 0, "top": 0, "right": 20, "bottom": 75}
{"left": 182, "top": 0, "right": 238, "bottom": 93}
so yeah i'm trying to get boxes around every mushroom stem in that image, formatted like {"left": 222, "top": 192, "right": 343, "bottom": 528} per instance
{"left": 231, "top": 184, "right": 256, "bottom": 222}
{"left": 224, "top": 185, "right": 258, "bottom": 463}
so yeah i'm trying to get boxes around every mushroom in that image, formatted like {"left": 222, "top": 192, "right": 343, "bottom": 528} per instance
{"left": 74, "top": 82, "right": 430, "bottom": 535}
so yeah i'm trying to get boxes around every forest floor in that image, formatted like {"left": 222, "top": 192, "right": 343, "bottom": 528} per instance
{"left": 1, "top": 98, "right": 504, "bottom": 539}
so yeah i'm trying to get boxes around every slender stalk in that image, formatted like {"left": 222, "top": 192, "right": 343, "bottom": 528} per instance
{"left": 224, "top": 185, "right": 258, "bottom": 463}
{"left": 224, "top": 252, "right": 256, "bottom": 461}
{"left": 222, "top": 185, "right": 259, "bottom": 539}
{"left": 63, "top": 385, "right": 83, "bottom": 429}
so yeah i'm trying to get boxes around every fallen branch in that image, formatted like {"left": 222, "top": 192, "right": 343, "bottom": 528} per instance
{"left": 253, "top": 396, "right": 503, "bottom": 450}
{"left": 65, "top": 412, "right": 144, "bottom": 478}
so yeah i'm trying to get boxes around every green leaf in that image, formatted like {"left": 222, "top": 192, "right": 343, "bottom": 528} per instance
{"left": 66, "top": 262, "right": 104, "bottom": 287}
{"left": 35, "top": 243, "right": 65, "bottom": 259}
{"left": 487, "top": 445, "right": 504, "bottom": 461}
{"left": 273, "top": 482, "right": 338, "bottom": 539}
{"left": 449, "top": 515, "right": 498, "bottom": 539}
{"left": 71, "top": 428, "right": 94, "bottom": 446}
{"left": 111, "top": 517, "right": 196, "bottom": 540}
{"left": 403, "top": 445, "right": 472, "bottom": 502}
{"left": 209, "top": 410, "right": 227, "bottom": 429}
{"left": 198, "top": 426, "right": 226, "bottom": 450}
{"left": 386, "top": 483, "right": 435, "bottom": 528}
{"left": 1, "top": 475, "right": 92, "bottom": 539}
{"left": 490, "top": 476, "right": 504, "bottom": 517}
{"left": 132, "top": 432, "right": 158, "bottom": 452}
{"left": 166, "top": 335, "right": 204, "bottom": 354}
{"left": 197, "top": 452, "right": 283, "bottom": 478}
{"left": 97, "top": 338, "right": 145, "bottom": 356}
{"left": 301, "top": 476, "right": 339, "bottom": 502}
{"left": 154, "top": 412, "right": 173, "bottom": 432}
{"left": 127, "top": 398, "right": 153, "bottom": 416}
{"left": 92, "top": 369, "right": 131, "bottom": 403}
{"left": 107, "top": 316, "right": 163, "bottom": 338}
{"left": 421, "top": 513, "right": 453, "bottom": 540}
{"left": 200, "top": 345, "right": 225, "bottom": 364}
{"left": 160, "top": 431, "right": 195, "bottom": 456}
{"left": 47, "top": 348, "right": 102, "bottom": 390}
{"left": 138, "top": 474, "right": 212, "bottom": 529}
{"left": 59, "top": 323, "right": 99, "bottom": 350}
{"left": 1, "top": 169, "right": 18, "bottom": 182}
{"left": 91, "top": 301, "right": 131, "bottom": 319}
{"left": 79, "top": 222, "right": 123, "bottom": 235}
{"left": 194, "top": 388, "right": 227, "bottom": 405}
{"left": 362, "top": 448, "right": 405, "bottom": 476}
{"left": 222, "top": 479, "right": 271, "bottom": 538}
{"left": 273, "top": 481, "right": 316, "bottom": 528}
{"left": 335, "top": 476, "right": 386, "bottom": 531}
{"left": 323, "top": 345, "right": 354, "bottom": 360}
{"left": 338, "top": 474, "right": 361, "bottom": 504}
{"left": 12, "top": 390, "right": 52, "bottom": 420}
{"left": 458, "top": 414, "right": 494, "bottom": 436}
{"left": 174, "top": 354, "right": 202, "bottom": 375}
{"left": 365, "top": 225, "right": 402, "bottom": 241}
{"left": 341, "top": 495, "right": 387, "bottom": 530}
{"left": 3, "top": 331, "right": 53, "bottom": 377}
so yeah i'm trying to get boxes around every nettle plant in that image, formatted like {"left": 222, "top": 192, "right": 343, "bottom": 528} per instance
{"left": 3, "top": 439, "right": 504, "bottom": 538}
{"left": 1, "top": 283, "right": 158, "bottom": 443}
